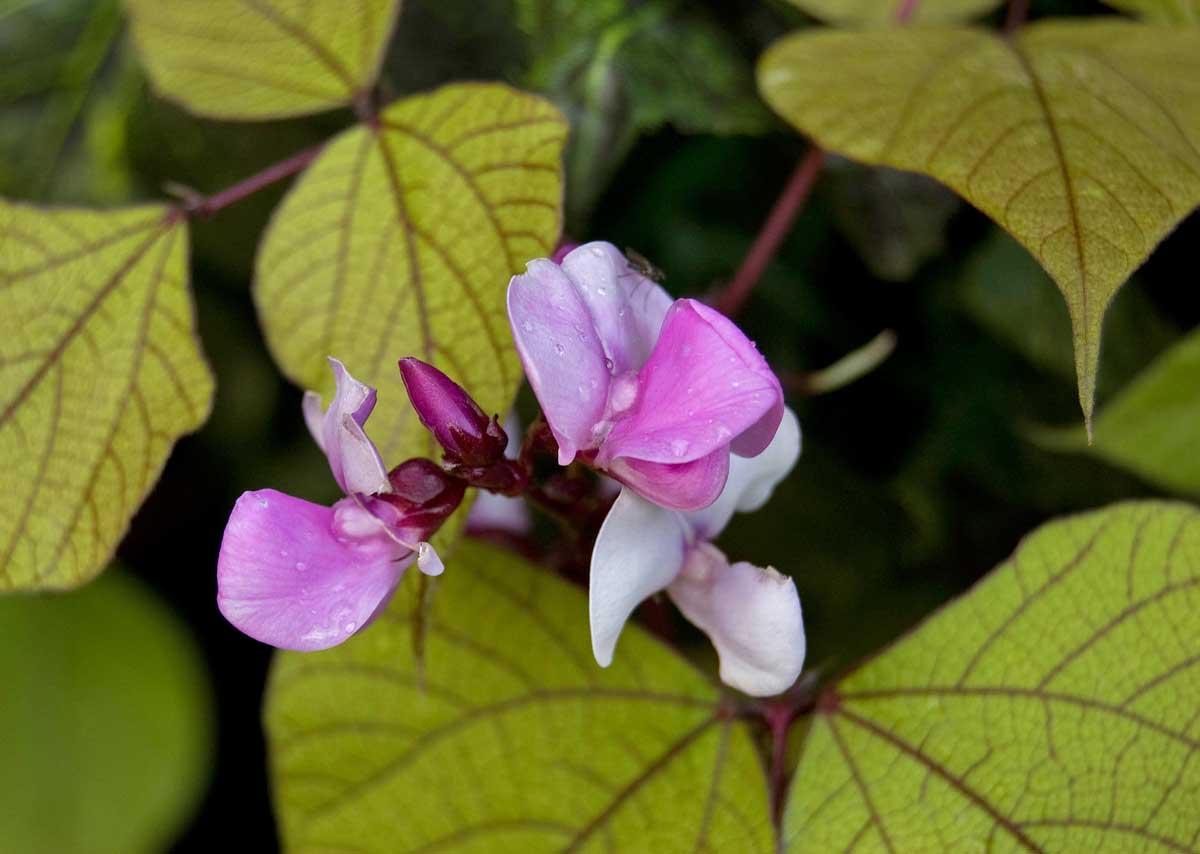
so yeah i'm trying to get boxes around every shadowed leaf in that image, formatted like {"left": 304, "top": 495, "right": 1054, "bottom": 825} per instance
{"left": 787, "top": 501, "right": 1200, "bottom": 852}
{"left": 783, "top": 0, "right": 1002, "bottom": 26}
{"left": 123, "top": 0, "right": 401, "bottom": 120}
{"left": 0, "top": 570, "right": 212, "bottom": 852}
{"left": 1037, "top": 329, "right": 1200, "bottom": 498}
{"left": 1105, "top": 0, "right": 1200, "bottom": 24}
{"left": 255, "top": 82, "right": 566, "bottom": 464}
{"left": 759, "top": 20, "right": 1200, "bottom": 428}
{"left": 0, "top": 202, "right": 213, "bottom": 591}
{"left": 266, "top": 539, "right": 773, "bottom": 853}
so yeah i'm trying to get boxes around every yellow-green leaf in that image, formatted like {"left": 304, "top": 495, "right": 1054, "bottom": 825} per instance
{"left": 787, "top": 501, "right": 1200, "bottom": 851}
{"left": 255, "top": 82, "right": 566, "bottom": 464}
{"left": 0, "top": 202, "right": 213, "bottom": 591}
{"left": 759, "top": 20, "right": 1200, "bottom": 428}
{"left": 123, "top": 0, "right": 401, "bottom": 120}
{"left": 0, "top": 570, "right": 212, "bottom": 852}
{"left": 1105, "top": 0, "right": 1200, "bottom": 24}
{"left": 1037, "top": 328, "right": 1200, "bottom": 498}
{"left": 266, "top": 539, "right": 772, "bottom": 853}
{"left": 783, "top": 0, "right": 1002, "bottom": 26}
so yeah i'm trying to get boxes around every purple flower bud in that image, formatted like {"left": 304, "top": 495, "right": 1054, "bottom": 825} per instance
{"left": 398, "top": 358, "right": 508, "bottom": 467}
{"left": 377, "top": 458, "right": 467, "bottom": 544}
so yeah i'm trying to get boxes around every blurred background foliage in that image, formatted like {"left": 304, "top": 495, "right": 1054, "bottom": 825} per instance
{"left": 1, "top": 0, "right": 1196, "bottom": 849}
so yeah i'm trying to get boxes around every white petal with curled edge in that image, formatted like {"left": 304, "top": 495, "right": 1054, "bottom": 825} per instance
{"left": 417, "top": 542, "right": 444, "bottom": 577}
{"left": 217, "top": 490, "right": 410, "bottom": 651}
{"left": 668, "top": 542, "right": 806, "bottom": 697}
{"left": 589, "top": 488, "right": 690, "bottom": 667}
{"left": 685, "top": 407, "right": 801, "bottom": 541}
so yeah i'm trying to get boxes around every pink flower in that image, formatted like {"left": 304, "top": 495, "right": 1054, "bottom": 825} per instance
{"left": 217, "top": 358, "right": 461, "bottom": 651}
{"left": 507, "top": 242, "right": 784, "bottom": 511}
{"left": 590, "top": 409, "right": 805, "bottom": 696}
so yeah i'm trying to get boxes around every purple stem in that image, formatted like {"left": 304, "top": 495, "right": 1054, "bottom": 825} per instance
{"left": 715, "top": 146, "right": 825, "bottom": 318}
{"left": 186, "top": 142, "right": 325, "bottom": 218}
{"left": 1005, "top": 0, "right": 1030, "bottom": 32}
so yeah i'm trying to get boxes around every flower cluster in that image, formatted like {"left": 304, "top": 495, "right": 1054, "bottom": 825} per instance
{"left": 216, "top": 241, "right": 805, "bottom": 696}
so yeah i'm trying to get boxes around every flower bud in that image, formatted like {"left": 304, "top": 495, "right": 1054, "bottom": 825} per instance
{"left": 398, "top": 358, "right": 508, "bottom": 467}
{"left": 376, "top": 458, "right": 466, "bottom": 544}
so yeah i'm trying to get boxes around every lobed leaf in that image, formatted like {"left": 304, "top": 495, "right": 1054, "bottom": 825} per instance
{"left": 123, "top": 0, "right": 401, "bottom": 120}
{"left": 0, "top": 570, "right": 212, "bottom": 852}
{"left": 787, "top": 501, "right": 1200, "bottom": 852}
{"left": 0, "top": 202, "right": 213, "bottom": 591}
{"left": 266, "top": 539, "right": 773, "bottom": 853}
{"left": 1038, "top": 328, "right": 1200, "bottom": 499}
{"left": 783, "top": 0, "right": 1002, "bottom": 26}
{"left": 255, "top": 82, "right": 566, "bottom": 465}
{"left": 758, "top": 20, "right": 1200, "bottom": 428}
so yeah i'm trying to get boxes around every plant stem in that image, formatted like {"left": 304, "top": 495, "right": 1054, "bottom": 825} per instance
{"left": 1005, "top": 0, "right": 1030, "bottom": 32}
{"left": 716, "top": 146, "right": 824, "bottom": 318}
{"left": 895, "top": 0, "right": 920, "bottom": 23}
{"left": 181, "top": 142, "right": 324, "bottom": 218}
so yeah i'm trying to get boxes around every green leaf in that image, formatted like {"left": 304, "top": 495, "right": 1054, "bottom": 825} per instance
{"left": 758, "top": 20, "right": 1200, "bottom": 429}
{"left": 1037, "top": 328, "right": 1200, "bottom": 498}
{"left": 0, "top": 570, "right": 212, "bottom": 852}
{"left": 255, "top": 82, "right": 566, "bottom": 464}
{"left": 787, "top": 501, "right": 1200, "bottom": 851}
{"left": 123, "top": 0, "right": 401, "bottom": 120}
{"left": 0, "top": 202, "right": 213, "bottom": 591}
{"left": 1105, "top": 0, "right": 1200, "bottom": 24}
{"left": 516, "top": 0, "right": 770, "bottom": 222}
{"left": 266, "top": 539, "right": 773, "bottom": 853}
{"left": 783, "top": 0, "right": 1002, "bottom": 26}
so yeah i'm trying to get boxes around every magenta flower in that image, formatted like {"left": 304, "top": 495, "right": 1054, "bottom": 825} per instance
{"left": 590, "top": 408, "right": 805, "bottom": 696}
{"left": 507, "top": 242, "right": 784, "bottom": 511}
{"left": 217, "top": 358, "right": 461, "bottom": 651}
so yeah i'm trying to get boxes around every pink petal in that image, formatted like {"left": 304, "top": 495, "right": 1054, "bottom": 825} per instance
{"left": 559, "top": 242, "right": 672, "bottom": 375}
{"left": 217, "top": 490, "right": 410, "bottom": 651}
{"left": 668, "top": 543, "right": 806, "bottom": 697}
{"left": 685, "top": 407, "right": 801, "bottom": 540}
{"left": 599, "top": 299, "right": 783, "bottom": 466}
{"left": 590, "top": 488, "right": 689, "bottom": 667}
{"left": 605, "top": 448, "right": 730, "bottom": 512}
{"left": 304, "top": 357, "right": 391, "bottom": 496}
{"left": 508, "top": 260, "right": 610, "bottom": 464}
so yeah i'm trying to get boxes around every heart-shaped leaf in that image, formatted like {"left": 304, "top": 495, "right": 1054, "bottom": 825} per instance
{"left": 266, "top": 539, "right": 773, "bottom": 852}
{"left": 787, "top": 501, "right": 1200, "bottom": 851}
{"left": 1037, "top": 329, "right": 1200, "bottom": 499}
{"left": 758, "top": 20, "right": 1200, "bottom": 428}
{"left": 0, "top": 202, "right": 213, "bottom": 591}
{"left": 783, "top": 0, "right": 1002, "bottom": 26}
{"left": 123, "top": 0, "right": 401, "bottom": 120}
{"left": 0, "top": 570, "right": 212, "bottom": 852}
{"left": 255, "top": 82, "right": 566, "bottom": 463}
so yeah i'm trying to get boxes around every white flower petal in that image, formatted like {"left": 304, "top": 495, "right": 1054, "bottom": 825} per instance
{"left": 589, "top": 488, "right": 689, "bottom": 667}
{"left": 668, "top": 542, "right": 806, "bottom": 697}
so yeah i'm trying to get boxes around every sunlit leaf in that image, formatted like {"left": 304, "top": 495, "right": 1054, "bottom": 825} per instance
{"left": 759, "top": 20, "right": 1200, "bottom": 428}
{"left": 787, "top": 501, "right": 1200, "bottom": 851}
{"left": 0, "top": 202, "right": 213, "bottom": 591}
{"left": 783, "top": 0, "right": 1002, "bottom": 26}
{"left": 1105, "top": 0, "right": 1200, "bottom": 24}
{"left": 256, "top": 82, "right": 566, "bottom": 463}
{"left": 0, "top": 570, "right": 212, "bottom": 852}
{"left": 1037, "top": 329, "right": 1200, "bottom": 498}
{"left": 266, "top": 539, "right": 773, "bottom": 853}
{"left": 123, "top": 0, "right": 401, "bottom": 120}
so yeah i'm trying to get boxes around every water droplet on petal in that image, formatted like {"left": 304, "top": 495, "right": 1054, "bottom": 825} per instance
{"left": 591, "top": 247, "right": 605, "bottom": 257}
{"left": 554, "top": 342, "right": 565, "bottom": 355}
{"left": 295, "top": 561, "right": 307, "bottom": 572}
{"left": 603, "top": 358, "right": 614, "bottom": 372}
{"left": 731, "top": 380, "right": 741, "bottom": 389}
{"left": 597, "top": 287, "right": 607, "bottom": 297}
{"left": 670, "top": 438, "right": 689, "bottom": 457}
{"left": 522, "top": 320, "right": 534, "bottom": 333}
{"left": 344, "top": 621, "right": 357, "bottom": 634}
{"left": 257, "top": 497, "right": 269, "bottom": 509}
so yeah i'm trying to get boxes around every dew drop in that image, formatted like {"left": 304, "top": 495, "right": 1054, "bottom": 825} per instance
{"left": 522, "top": 320, "right": 534, "bottom": 333}
{"left": 554, "top": 342, "right": 565, "bottom": 355}
{"left": 731, "top": 380, "right": 741, "bottom": 389}
{"left": 295, "top": 561, "right": 307, "bottom": 572}
{"left": 257, "top": 497, "right": 269, "bottom": 509}
{"left": 591, "top": 246, "right": 605, "bottom": 257}
{"left": 604, "top": 357, "right": 614, "bottom": 372}
{"left": 344, "top": 621, "right": 357, "bottom": 634}
{"left": 596, "top": 287, "right": 607, "bottom": 297}
{"left": 670, "top": 438, "right": 689, "bottom": 457}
